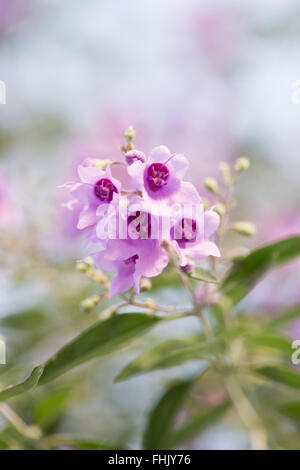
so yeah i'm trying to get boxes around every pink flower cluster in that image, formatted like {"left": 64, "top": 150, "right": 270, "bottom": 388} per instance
{"left": 63, "top": 145, "right": 220, "bottom": 297}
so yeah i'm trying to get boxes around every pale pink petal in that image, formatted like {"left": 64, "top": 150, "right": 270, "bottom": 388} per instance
{"left": 204, "top": 210, "right": 220, "bottom": 238}
{"left": 78, "top": 165, "right": 103, "bottom": 184}
{"left": 186, "top": 240, "right": 221, "bottom": 259}
{"left": 148, "top": 145, "right": 171, "bottom": 164}
{"left": 127, "top": 160, "right": 145, "bottom": 190}
{"left": 71, "top": 183, "right": 92, "bottom": 205}
{"left": 77, "top": 207, "right": 97, "bottom": 229}
{"left": 169, "top": 154, "right": 189, "bottom": 179}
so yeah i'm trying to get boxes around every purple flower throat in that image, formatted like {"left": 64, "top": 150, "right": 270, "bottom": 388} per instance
{"left": 147, "top": 163, "right": 169, "bottom": 192}
{"left": 94, "top": 178, "right": 118, "bottom": 202}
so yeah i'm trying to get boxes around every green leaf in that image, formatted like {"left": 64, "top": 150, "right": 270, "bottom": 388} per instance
{"left": 47, "top": 435, "right": 119, "bottom": 450}
{"left": 0, "top": 308, "right": 47, "bottom": 330}
{"left": 169, "top": 401, "right": 231, "bottom": 447}
{"left": 190, "top": 267, "right": 219, "bottom": 284}
{"left": 268, "top": 304, "right": 300, "bottom": 328}
{"left": 221, "top": 236, "right": 300, "bottom": 304}
{"left": 143, "top": 380, "right": 193, "bottom": 450}
{"left": 39, "top": 313, "right": 161, "bottom": 385}
{"left": 279, "top": 401, "right": 300, "bottom": 422}
{"left": 115, "top": 335, "right": 216, "bottom": 382}
{"left": 256, "top": 365, "right": 300, "bottom": 390}
{"left": 0, "top": 366, "right": 44, "bottom": 402}
{"left": 35, "top": 389, "right": 73, "bottom": 428}
{"left": 244, "top": 329, "right": 292, "bottom": 359}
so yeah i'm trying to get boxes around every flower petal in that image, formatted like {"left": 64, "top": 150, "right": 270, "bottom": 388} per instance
{"left": 169, "top": 154, "right": 189, "bottom": 179}
{"left": 204, "top": 210, "right": 220, "bottom": 238}
{"left": 77, "top": 207, "right": 97, "bottom": 230}
{"left": 148, "top": 145, "right": 171, "bottom": 164}
{"left": 78, "top": 165, "right": 104, "bottom": 184}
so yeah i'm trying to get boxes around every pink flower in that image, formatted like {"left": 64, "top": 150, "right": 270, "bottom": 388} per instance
{"left": 64, "top": 163, "right": 121, "bottom": 231}
{"left": 169, "top": 209, "right": 221, "bottom": 266}
{"left": 93, "top": 238, "right": 168, "bottom": 297}
{"left": 128, "top": 145, "right": 197, "bottom": 203}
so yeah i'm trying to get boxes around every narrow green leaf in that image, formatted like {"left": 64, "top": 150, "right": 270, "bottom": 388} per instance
{"left": 35, "top": 389, "right": 73, "bottom": 428}
{"left": 221, "top": 236, "right": 300, "bottom": 304}
{"left": 115, "top": 335, "right": 216, "bottom": 382}
{"left": 47, "top": 435, "right": 119, "bottom": 450}
{"left": 190, "top": 267, "right": 219, "bottom": 284}
{"left": 39, "top": 313, "right": 161, "bottom": 385}
{"left": 0, "top": 366, "right": 44, "bottom": 402}
{"left": 143, "top": 380, "right": 193, "bottom": 450}
{"left": 256, "top": 365, "right": 300, "bottom": 390}
{"left": 268, "top": 304, "right": 300, "bottom": 328}
{"left": 169, "top": 401, "right": 231, "bottom": 447}
{"left": 279, "top": 401, "right": 300, "bottom": 422}
{"left": 244, "top": 329, "right": 292, "bottom": 359}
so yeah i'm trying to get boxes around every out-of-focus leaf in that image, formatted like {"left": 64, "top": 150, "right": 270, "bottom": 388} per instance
{"left": 0, "top": 366, "right": 44, "bottom": 402}
{"left": 150, "top": 268, "right": 181, "bottom": 290}
{"left": 190, "top": 267, "right": 219, "bottom": 284}
{"left": 169, "top": 401, "right": 231, "bottom": 447}
{"left": 221, "top": 236, "right": 300, "bottom": 304}
{"left": 115, "top": 335, "right": 217, "bottom": 382}
{"left": 256, "top": 365, "right": 300, "bottom": 390}
{"left": 268, "top": 304, "right": 300, "bottom": 328}
{"left": 279, "top": 401, "right": 300, "bottom": 422}
{"left": 39, "top": 313, "right": 161, "bottom": 385}
{"left": 68, "top": 439, "right": 119, "bottom": 450}
{"left": 143, "top": 380, "right": 193, "bottom": 450}
{"left": 244, "top": 329, "right": 292, "bottom": 359}
{"left": 35, "top": 389, "right": 73, "bottom": 428}
{"left": 0, "top": 308, "right": 47, "bottom": 330}
{"left": 47, "top": 435, "right": 119, "bottom": 450}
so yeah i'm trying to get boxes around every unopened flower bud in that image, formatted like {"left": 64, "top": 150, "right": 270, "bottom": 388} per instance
{"left": 213, "top": 203, "right": 226, "bottom": 217}
{"left": 143, "top": 297, "right": 157, "bottom": 310}
{"left": 124, "top": 125, "right": 136, "bottom": 142}
{"left": 80, "top": 294, "right": 101, "bottom": 313}
{"left": 204, "top": 177, "right": 220, "bottom": 195}
{"left": 87, "top": 268, "right": 109, "bottom": 286}
{"left": 202, "top": 198, "right": 210, "bottom": 210}
{"left": 232, "top": 221, "right": 256, "bottom": 236}
{"left": 125, "top": 149, "right": 146, "bottom": 166}
{"left": 83, "top": 158, "right": 113, "bottom": 171}
{"left": 219, "top": 162, "right": 232, "bottom": 186}
{"left": 234, "top": 156, "right": 250, "bottom": 173}
{"left": 140, "top": 278, "right": 152, "bottom": 292}
{"left": 181, "top": 263, "right": 194, "bottom": 274}
{"left": 76, "top": 261, "right": 90, "bottom": 272}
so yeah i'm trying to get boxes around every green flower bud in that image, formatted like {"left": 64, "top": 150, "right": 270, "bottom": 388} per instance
{"left": 219, "top": 162, "right": 232, "bottom": 186}
{"left": 213, "top": 202, "right": 226, "bottom": 216}
{"left": 80, "top": 295, "right": 101, "bottom": 313}
{"left": 204, "top": 177, "right": 220, "bottom": 195}
{"left": 232, "top": 221, "right": 257, "bottom": 236}
{"left": 234, "top": 156, "right": 250, "bottom": 173}
{"left": 140, "top": 278, "right": 152, "bottom": 292}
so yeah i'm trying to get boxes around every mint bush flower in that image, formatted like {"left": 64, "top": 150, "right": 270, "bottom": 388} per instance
{"left": 169, "top": 209, "right": 221, "bottom": 266}
{"left": 128, "top": 145, "right": 195, "bottom": 202}
{"left": 93, "top": 238, "right": 168, "bottom": 297}
{"left": 64, "top": 162, "right": 121, "bottom": 230}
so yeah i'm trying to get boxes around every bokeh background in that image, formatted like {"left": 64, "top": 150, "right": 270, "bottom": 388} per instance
{"left": 0, "top": 0, "right": 299, "bottom": 449}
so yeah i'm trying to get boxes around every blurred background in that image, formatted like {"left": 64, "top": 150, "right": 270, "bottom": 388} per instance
{"left": 0, "top": 0, "right": 299, "bottom": 450}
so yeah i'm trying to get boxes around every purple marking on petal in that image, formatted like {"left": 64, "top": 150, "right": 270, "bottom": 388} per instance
{"left": 124, "top": 254, "right": 139, "bottom": 264}
{"left": 147, "top": 163, "right": 169, "bottom": 192}
{"left": 94, "top": 178, "right": 118, "bottom": 202}
{"left": 171, "top": 218, "right": 198, "bottom": 248}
